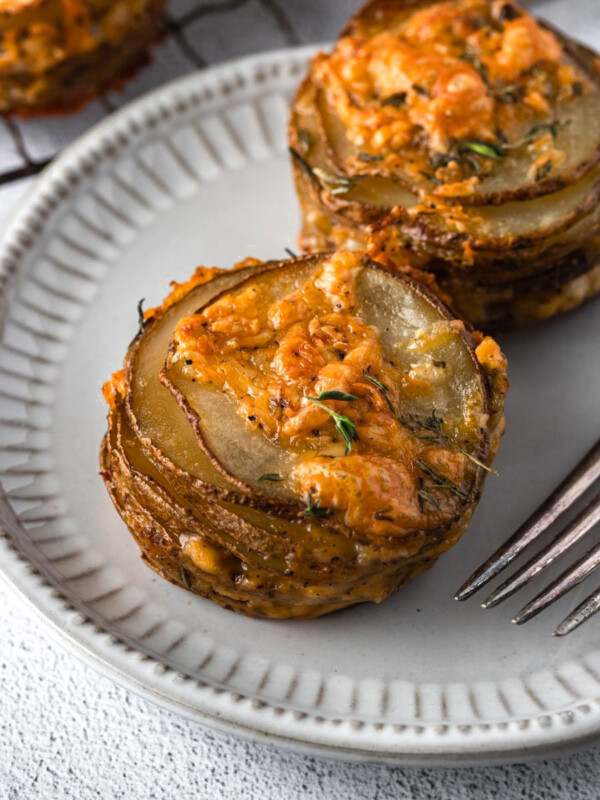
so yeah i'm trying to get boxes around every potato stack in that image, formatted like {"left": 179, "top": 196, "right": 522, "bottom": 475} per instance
{"left": 289, "top": 0, "right": 600, "bottom": 326}
{"left": 0, "top": 0, "right": 166, "bottom": 114}
{"left": 101, "top": 254, "right": 507, "bottom": 619}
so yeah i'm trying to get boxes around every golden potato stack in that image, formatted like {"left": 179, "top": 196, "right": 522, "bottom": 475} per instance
{"left": 0, "top": 0, "right": 166, "bottom": 113}
{"left": 289, "top": 0, "right": 600, "bottom": 326}
{"left": 101, "top": 255, "right": 507, "bottom": 619}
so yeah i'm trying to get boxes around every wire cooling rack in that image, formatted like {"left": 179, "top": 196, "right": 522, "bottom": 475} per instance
{"left": 0, "top": 0, "right": 355, "bottom": 193}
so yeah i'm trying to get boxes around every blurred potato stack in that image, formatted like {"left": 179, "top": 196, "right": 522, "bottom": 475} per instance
{"left": 289, "top": 0, "right": 600, "bottom": 326}
{"left": 0, "top": 0, "right": 166, "bottom": 114}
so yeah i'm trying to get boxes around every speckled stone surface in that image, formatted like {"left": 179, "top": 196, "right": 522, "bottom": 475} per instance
{"left": 1, "top": 0, "right": 600, "bottom": 796}
{"left": 2, "top": 584, "right": 600, "bottom": 799}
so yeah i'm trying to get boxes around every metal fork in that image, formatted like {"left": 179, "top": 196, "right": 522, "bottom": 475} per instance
{"left": 455, "top": 438, "right": 600, "bottom": 636}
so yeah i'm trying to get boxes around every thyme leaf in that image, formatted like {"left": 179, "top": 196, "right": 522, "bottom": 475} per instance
{"left": 259, "top": 473, "right": 283, "bottom": 483}
{"left": 284, "top": 247, "right": 297, "bottom": 259}
{"left": 374, "top": 506, "right": 394, "bottom": 521}
{"left": 462, "top": 452, "right": 498, "bottom": 475}
{"left": 417, "top": 478, "right": 440, "bottom": 513}
{"left": 414, "top": 459, "right": 471, "bottom": 502}
{"left": 308, "top": 395, "right": 359, "bottom": 455}
{"left": 419, "top": 170, "right": 443, "bottom": 185}
{"left": 459, "top": 140, "right": 505, "bottom": 160}
{"left": 179, "top": 566, "right": 193, "bottom": 589}
{"left": 312, "top": 167, "right": 358, "bottom": 196}
{"left": 303, "top": 492, "right": 334, "bottom": 518}
{"left": 400, "top": 409, "right": 446, "bottom": 443}
{"left": 358, "top": 152, "right": 384, "bottom": 163}
{"left": 312, "top": 390, "right": 358, "bottom": 402}
{"left": 363, "top": 372, "right": 396, "bottom": 414}
{"left": 137, "top": 298, "right": 147, "bottom": 335}
{"left": 381, "top": 91, "right": 407, "bottom": 107}
{"left": 289, "top": 147, "right": 316, "bottom": 182}
{"left": 459, "top": 53, "right": 490, "bottom": 87}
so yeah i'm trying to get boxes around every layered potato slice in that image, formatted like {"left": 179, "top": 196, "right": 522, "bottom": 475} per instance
{"left": 289, "top": 0, "right": 600, "bottom": 325}
{"left": 101, "top": 252, "right": 507, "bottom": 619}
{"left": 0, "top": 0, "right": 166, "bottom": 114}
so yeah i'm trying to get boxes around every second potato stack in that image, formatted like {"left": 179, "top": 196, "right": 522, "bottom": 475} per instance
{"left": 289, "top": 0, "right": 600, "bottom": 326}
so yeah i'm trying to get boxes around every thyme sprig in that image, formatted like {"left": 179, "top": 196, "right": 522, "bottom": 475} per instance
{"left": 414, "top": 459, "right": 471, "bottom": 502}
{"left": 381, "top": 91, "right": 407, "bottom": 107}
{"left": 458, "top": 121, "right": 562, "bottom": 164}
{"left": 308, "top": 391, "right": 359, "bottom": 455}
{"left": 137, "top": 298, "right": 147, "bottom": 335}
{"left": 363, "top": 372, "right": 396, "bottom": 414}
{"left": 259, "top": 473, "right": 283, "bottom": 483}
{"left": 417, "top": 478, "right": 440, "bottom": 513}
{"left": 402, "top": 409, "right": 497, "bottom": 474}
{"left": 374, "top": 506, "right": 394, "bottom": 521}
{"left": 358, "top": 152, "right": 384, "bottom": 163}
{"left": 312, "top": 167, "right": 359, "bottom": 196}
{"left": 303, "top": 492, "right": 334, "bottom": 518}
{"left": 400, "top": 409, "right": 446, "bottom": 444}
{"left": 289, "top": 146, "right": 315, "bottom": 181}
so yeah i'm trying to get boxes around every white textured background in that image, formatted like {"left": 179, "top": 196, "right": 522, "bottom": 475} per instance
{"left": 1, "top": 1, "right": 600, "bottom": 797}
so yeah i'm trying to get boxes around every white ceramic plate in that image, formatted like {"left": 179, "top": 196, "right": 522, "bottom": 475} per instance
{"left": 1, "top": 46, "right": 600, "bottom": 766}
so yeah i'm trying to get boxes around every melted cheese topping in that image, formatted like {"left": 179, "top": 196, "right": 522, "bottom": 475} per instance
{"left": 170, "top": 252, "right": 478, "bottom": 540}
{"left": 313, "top": 0, "right": 588, "bottom": 184}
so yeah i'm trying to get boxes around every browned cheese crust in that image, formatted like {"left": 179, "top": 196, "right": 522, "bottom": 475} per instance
{"left": 289, "top": 0, "right": 600, "bottom": 326}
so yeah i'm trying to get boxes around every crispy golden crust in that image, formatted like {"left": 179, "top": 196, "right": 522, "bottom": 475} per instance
{"left": 0, "top": 0, "right": 166, "bottom": 114}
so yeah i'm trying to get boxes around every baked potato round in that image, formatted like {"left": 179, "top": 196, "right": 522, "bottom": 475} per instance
{"left": 0, "top": 0, "right": 166, "bottom": 114}
{"left": 289, "top": 0, "right": 600, "bottom": 326}
{"left": 101, "top": 252, "right": 507, "bottom": 619}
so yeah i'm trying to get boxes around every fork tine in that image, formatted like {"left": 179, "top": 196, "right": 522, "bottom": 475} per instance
{"left": 553, "top": 585, "right": 600, "bottom": 637}
{"left": 513, "top": 538, "right": 600, "bottom": 625}
{"left": 482, "top": 492, "right": 600, "bottom": 609}
{"left": 455, "top": 438, "right": 600, "bottom": 601}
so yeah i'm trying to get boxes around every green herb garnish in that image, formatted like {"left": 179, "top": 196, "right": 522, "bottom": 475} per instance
{"left": 312, "top": 390, "right": 358, "bottom": 402}
{"left": 374, "top": 506, "right": 394, "bottom": 521}
{"left": 417, "top": 478, "right": 440, "bottom": 513}
{"left": 303, "top": 492, "right": 334, "bottom": 518}
{"left": 284, "top": 247, "right": 297, "bottom": 259}
{"left": 137, "top": 298, "right": 147, "bottom": 335}
{"left": 535, "top": 160, "right": 553, "bottom": 182}
{"left": 459, "top": 53, "right": 490, "bottom": 87}
{"left": 312, "top": 167, "right": 358, "bottom": 196}
{"left": 381, "top": 91, "right": 407, "bottom": 107}
{"left": 462, "top": 452, "right": 498, "bottom": 475}
{"left": 259, "top": 473, "right": 283, "bottom": 483}
{"left": 419, "top": 170, "right": 443, "bottom": 185}
{"left": 459, "top": 140, "right": 505, "bottom": 160}
{"left": 363, "top": 372, "right": 395, "bottom": 414}
{"left": 414, "top": 459, "right": 471, "bottom": 502}
{"left": 458, "top": 121, "right": 562, "bottom": 167}
{"left": 179, "top": 566, "right": 193, "bottom": 589}
{"left": 400, "top": 409, "right": 446, "bottom": 443}
{"left": 358, "top": 152, "right": 384, "bottom": 163}
{"left": 289, "top": 147, "right": 316, "bottom": 182}
{"left": 308, "top": 393, "right": 359, "bottom": 455}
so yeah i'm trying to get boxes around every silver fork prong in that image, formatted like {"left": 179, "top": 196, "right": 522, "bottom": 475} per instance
{"left": 513, "top": 538, "right": 600, "bottom": 626}
{"left": 482, "top": 492, "right": 600, "bottom": 609}
{"left": 455, "top": 438, "right": 600, "bottom": 602}
{"left": 553, "top": 586, "right": 600, "bottom": 637}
